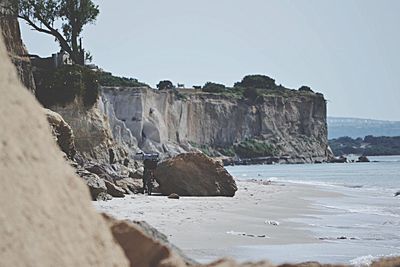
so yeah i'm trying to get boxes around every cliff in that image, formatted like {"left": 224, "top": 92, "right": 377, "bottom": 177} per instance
{"left": 2, "top": 26, "right": 400, "bottom": 267}
{"left": 101, "top": 87, "right": 331, "bottom": 163}
{"left": 51, "top": 98, "right": 132, "bottom": 165}
{"left": 0, "top": 7, "right": 36, "bottom": 92}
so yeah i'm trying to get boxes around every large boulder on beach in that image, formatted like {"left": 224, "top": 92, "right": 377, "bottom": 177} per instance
{"left": 155, "top": 153, "right": 237, "bottom": 196}
{"left": 0, "top": 34, "right": 129, "bottom": 267}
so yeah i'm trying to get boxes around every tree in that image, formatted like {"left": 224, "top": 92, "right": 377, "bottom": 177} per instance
{"left": 157, "top": 80, "right": 174, "bottom": 90}
{"left": 234, "top": 75, "right": 277, "bottom": 90}
{"left": 1, "top": 0, "right": 99, "bottom": 65}
{"left": 202, "top": 82, "right": 226, "bottom": 93}
{"left": 298, "top": 85, "right": 314, "bottom": 93}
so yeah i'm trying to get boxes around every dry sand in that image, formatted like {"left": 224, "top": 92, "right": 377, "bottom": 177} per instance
{"left": 94, "top": 180, "right": 339, "bottom": 262}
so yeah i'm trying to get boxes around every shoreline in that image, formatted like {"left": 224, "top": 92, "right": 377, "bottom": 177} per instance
{"left": 94, "top": 180, "right": 339, "bottom": 262}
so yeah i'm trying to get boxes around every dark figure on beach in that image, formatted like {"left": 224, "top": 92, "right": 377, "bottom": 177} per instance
{"left": 143, "top": 158, "right": 158, "bottom": 195}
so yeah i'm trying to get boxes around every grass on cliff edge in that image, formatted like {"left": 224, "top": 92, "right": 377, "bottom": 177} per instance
{"left": 97, "top": 71, "right": 149, "bottom": 88}
{"left": 190, "top": 139, "right": 278, "bottom": 158}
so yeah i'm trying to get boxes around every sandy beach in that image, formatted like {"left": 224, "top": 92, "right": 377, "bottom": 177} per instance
{"left": 94, "top": 180, "right": 339, "bottom": 262}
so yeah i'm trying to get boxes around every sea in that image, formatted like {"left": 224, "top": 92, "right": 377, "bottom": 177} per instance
{"left": 225, "top": 155, "right": 400, "bottom": 266}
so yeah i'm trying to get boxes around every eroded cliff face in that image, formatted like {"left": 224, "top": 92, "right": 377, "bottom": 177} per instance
{"left": 0, "top": 10, "right": 36, "bottom": 92}
{"left": 101, "top": 87, "right": 331, "bottom": 163}
{"left": 51, "top": 98, "right": 131, "bottom": 165}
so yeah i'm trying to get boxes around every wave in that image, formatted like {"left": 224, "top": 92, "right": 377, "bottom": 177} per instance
{"left": 350, "top": 253, "right": 400, "bottom": 266}
{"left": 262, "top": 177, "right": 399, "bottom": 197}
{"left": 314, "top": 204, "right": 400, "bottom": 218}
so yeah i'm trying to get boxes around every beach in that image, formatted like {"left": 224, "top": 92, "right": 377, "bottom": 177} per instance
{"left": 94, "top": 157, "right": 400, "bottom": 265}
{"left": 94, "top": 180, "right": 338, "bottom": 262}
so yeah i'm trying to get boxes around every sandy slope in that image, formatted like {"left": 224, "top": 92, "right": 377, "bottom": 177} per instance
{"left": 0, "top": 34, "right": 129, "bottom": 266}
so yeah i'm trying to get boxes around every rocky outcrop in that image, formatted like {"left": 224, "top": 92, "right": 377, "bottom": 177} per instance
{"left": 155, "top": 153, "right": 237, "bottom": 196}
{"left": 115, "top": 177, "right": 143, "bottom": 194}
{"left": 51, "top": 98, "right": 132, "bottom": 165}
{"left": 0, "top": 32, "right": 129, "bottom": 266}
{"left": 0, "top": 9, "right": 36, "bottom": 92}
{"left": 44, "top": 108, "right": 76, "bottom": 158}
{"left": 101, "top": 87, "right": 331, "bottom": 163}
{"left": 75, "top": 168, "right": 108, "bottom": 200}
{"left": 104, "top": 179, "right": 125, "bottom": 198}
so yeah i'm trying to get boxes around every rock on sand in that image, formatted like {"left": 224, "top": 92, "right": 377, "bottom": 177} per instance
{"left": 155, "top": 152, "right": 237, "bottom": 197}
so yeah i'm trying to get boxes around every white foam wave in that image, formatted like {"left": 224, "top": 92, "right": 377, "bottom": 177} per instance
{"left": 315, "top": 204, "right": 400, "bottom": 218}
{"left": 350, "top": 254, "right": 400, "bottom": 266}
{"left": 350, "top": 255, "right": 376, "bottom": 266}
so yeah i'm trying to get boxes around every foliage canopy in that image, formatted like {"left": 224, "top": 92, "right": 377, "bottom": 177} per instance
{"left": 157, "top": 80, "right": 174, "bottom": 90}
{"left": 1, "top": 0, "right": 99, "bottom": 64}
{"left": 35, "top": 65, "right": 99, "bottom": 107}
{"left": 234, "top": 75, "right": 277, "bottom": 89}
{"left": 202, "top": 82, "right": 226, "bottom": 93}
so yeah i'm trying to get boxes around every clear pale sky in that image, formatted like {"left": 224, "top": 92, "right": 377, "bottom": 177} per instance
{"left": 20, "top": 0, "right": 400, "bottom": 121}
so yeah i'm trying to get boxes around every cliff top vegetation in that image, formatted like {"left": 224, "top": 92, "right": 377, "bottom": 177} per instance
{"left": 98, "top": 71, "right": 150, "bottom": 88}
{"left": 329, "top": 135, "right": 400, "bottom": 156}
{"left": 1, "top": 0, "right": 99, "bottom": 65}
{"left": 169, "top": 74, "right": 323, "bottom": 102}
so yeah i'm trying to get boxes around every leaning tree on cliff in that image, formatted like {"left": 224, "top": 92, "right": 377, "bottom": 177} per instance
{"left": 0, "top": 0, "right": 99, "bottom": 65}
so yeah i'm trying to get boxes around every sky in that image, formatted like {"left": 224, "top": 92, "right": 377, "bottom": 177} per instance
{"left": 19, "top": 0, "right": 400, "bottom": 121}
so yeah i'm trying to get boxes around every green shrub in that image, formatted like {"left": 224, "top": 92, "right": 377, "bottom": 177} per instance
{"left": 219, "top": 147, "right": 236, "bottom": 157}
{"left": 298, "top": 85, "right": 314, "bottom": 93}
{"left": 234, "top": 75, "right": 277, "bottom": 89}
{"left": 82, "top": 69, "right": 99, "bottom": 106}
{"left": 174, "top": 90, "right": 187, "bottom": 100}
{"left": 35, "top": 65, "right": 99, "bottom": 107}
{"left": 98, "top": 72, "right": 149, "bottom": 87}
{"left": 157, "top": 80, "right": 174, "bottom": 90}
{"left": 202, "top": 82, "right": 226, "bottom": 93}
{"left": 233, "top": 139, "right": 276, "bottom": 158}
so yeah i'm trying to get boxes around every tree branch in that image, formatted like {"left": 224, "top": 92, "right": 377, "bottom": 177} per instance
{"left": 23, "top": 0, "right": 73, "bottom": 57}
{"left": 18, "top": 15, "right": 52, "bottom": 35}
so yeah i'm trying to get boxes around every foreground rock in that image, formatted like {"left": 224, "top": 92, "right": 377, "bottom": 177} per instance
{"left": 130, "top": 220, "right": 197, "bottom": 265}
{"left": 103, "top": 214, "right": 191, "bottom": 267}
{"left": 155, "top": 153, "right": 237, "bottom": 196}
{"left": 0, "top": 36, "right": 129, "bottom": 266}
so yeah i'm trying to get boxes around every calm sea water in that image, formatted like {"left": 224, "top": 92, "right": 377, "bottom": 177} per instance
{"left": 225, "top": 156, "right": 400, "bottom": 266}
